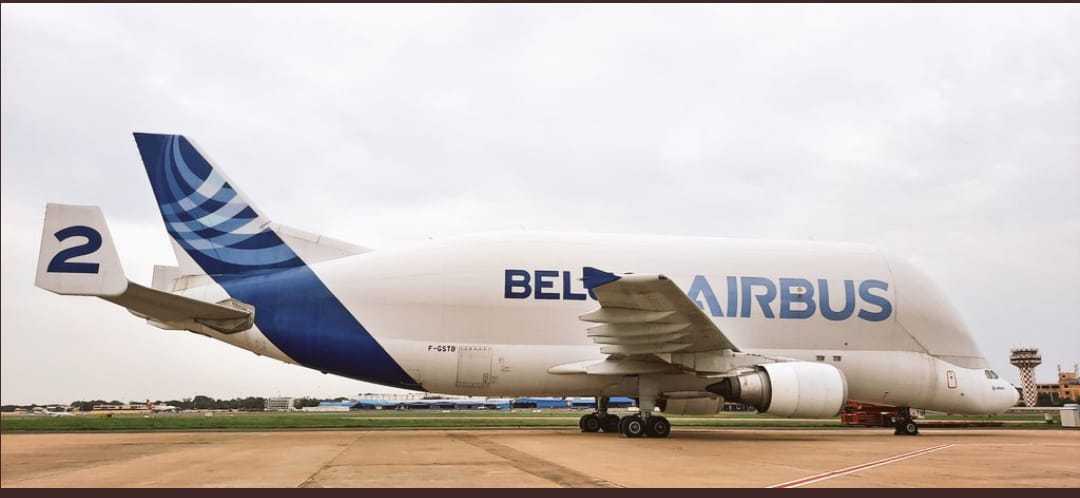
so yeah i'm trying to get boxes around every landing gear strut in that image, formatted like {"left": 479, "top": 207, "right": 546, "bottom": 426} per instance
{"left": 579, "top": 396, "right": 620, "bottom": 433}
{"left": 894, "top": 407, "right": 919, "bottom": 436}
{"left": 616, "top": 375, "right": 671, "bottom": 438}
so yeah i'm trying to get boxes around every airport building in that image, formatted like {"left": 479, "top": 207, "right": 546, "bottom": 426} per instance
{"left": 264, "top": 397, "right": 295, "bottom": 411}
{"left": 1037, "top": 367, "right": 1080, "bottom": 404}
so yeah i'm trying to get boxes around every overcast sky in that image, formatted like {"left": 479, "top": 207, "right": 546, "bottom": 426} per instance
{"left": 2, "top": 4, "right": 1078, "bottom": 405}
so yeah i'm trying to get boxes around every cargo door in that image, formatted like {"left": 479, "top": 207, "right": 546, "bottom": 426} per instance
{"left": 456, "top": 346, "right": 492, "bottom": 388}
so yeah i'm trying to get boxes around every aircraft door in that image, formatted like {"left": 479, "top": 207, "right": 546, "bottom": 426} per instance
{"left": 456, "top": 346, "right": 493, "bottom": 388}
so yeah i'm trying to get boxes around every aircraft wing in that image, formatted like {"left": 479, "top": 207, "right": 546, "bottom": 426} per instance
{"left": 578, "top": 266, "right": 739, "bottom": 355}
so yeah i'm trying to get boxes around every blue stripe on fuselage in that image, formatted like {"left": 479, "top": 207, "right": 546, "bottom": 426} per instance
{"left": 217, "top": 266, "right": 422, "bottom": 390}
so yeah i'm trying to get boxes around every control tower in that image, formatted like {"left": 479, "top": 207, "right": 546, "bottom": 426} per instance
{"left": 1010, "top": 348, "right": 1042, "bottom": 407}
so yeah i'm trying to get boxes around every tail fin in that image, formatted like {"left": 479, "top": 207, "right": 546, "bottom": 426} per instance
{"left": 35, "top": 203, "right": 128, "bottom": 296}
{"left": 133, "top": 133, "right": 363, "bottom": 277}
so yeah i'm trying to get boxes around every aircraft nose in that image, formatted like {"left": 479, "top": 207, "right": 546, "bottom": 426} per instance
{"left": 1000, "top": 382, "right": 1020, "bottom": 410}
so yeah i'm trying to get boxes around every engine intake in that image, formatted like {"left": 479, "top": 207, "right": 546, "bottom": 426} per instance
{"left": 706, "top": 361, "right": 848, "bottom": 418}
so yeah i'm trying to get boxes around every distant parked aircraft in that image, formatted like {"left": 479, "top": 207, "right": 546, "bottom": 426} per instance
{"left": 30, "top": 407, "right": 74, "bottom": 417}
{"left": 146, "top": 400, "right": 178, "bottom": 413}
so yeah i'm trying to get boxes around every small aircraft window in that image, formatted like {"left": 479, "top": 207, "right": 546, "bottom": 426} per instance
{"left": 984, "top": 370, "right": 999, "bottom": 379}
{"left": 816, "top": 355, "right": 825, "bottom": 361}
{"left": 833, "top": 355, "right": 842, "bottom": 362}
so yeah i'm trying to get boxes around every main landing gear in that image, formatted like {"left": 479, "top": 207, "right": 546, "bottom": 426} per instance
{"left": 617, "top": 413, "right": 671, "bottom": 438}
{"left": 579, "top": 411, "right": 672, "bottom": 438}
{"left": 578, "top": 396, "right": 620, "bottom": 433}
{"left": 894, "top": 407, "right": 919, "bottom": 436}
{"left": 580, "top": 377, "right": 673, "bottom": 438}
{"left": 621, "top": 374, "right": 670, "bottom": 438}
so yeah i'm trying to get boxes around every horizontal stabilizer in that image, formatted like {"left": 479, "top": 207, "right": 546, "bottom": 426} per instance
{"left": 104, "top": 283, "right": 253, "bottom": 334}
{"left": 36, "top": 203, "right": 254, "bottom": 334}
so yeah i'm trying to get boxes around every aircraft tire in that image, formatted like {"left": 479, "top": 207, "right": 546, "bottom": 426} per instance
{"left": 600, "top": 414, "right": 620, "bottom": 433}
{"left": 644, "top": 415, "right": 671, "bottom": 438}
{"left": 620, "top": 415, "right": 646, "bottom": 438}
{"left": 580, "top": 414, "right": 602, "bottom": 433}
{"left": 894, "top": 418, "right": 919, "bottom": 436}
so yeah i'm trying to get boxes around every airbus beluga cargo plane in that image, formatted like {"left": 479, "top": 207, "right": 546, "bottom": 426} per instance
{"left": 35, "top": 133, "right": 1018, "bottom": 438}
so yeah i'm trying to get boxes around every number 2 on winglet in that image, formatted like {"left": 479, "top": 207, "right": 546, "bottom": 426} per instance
{"left": 46, "top": 226, "right": 102, "bottom": 274}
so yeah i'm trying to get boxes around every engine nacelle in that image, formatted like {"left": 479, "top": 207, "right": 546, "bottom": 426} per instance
{"left": 706, "top": 362, "right": 848, "bottom": 418}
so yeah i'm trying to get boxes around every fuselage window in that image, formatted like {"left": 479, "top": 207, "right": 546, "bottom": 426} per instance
{"left": 984, "top": 370, "right": 999, "bottom": 379}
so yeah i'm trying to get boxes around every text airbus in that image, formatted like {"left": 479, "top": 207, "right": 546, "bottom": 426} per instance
{"left": 504, "top": 269, "right": 892, "bottom": 322}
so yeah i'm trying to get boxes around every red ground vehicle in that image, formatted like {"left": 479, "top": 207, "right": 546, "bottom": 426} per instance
{"left": 840, "top": 402, "right": 900, "bottom": 427}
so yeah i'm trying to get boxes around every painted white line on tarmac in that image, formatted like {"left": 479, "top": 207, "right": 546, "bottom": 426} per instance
{"left": 766, "top": 443, "right": 954, "bottom": 488}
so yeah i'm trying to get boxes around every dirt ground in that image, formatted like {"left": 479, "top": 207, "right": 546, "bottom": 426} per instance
{"left": 2, "top": 428, "right": 1078, "bottom": 487}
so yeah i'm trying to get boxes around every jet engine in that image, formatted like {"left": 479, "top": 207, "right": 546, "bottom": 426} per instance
{"left": 706, "top": 361, "right": 848, "bottom": 418}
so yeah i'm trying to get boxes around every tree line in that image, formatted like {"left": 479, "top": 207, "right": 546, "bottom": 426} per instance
{"left": 0, "top": 395, "right": 361, "bottom": 412}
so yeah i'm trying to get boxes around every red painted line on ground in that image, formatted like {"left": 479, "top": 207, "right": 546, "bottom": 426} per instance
{"left": 766, "top": 443, "right": 954, "bottom": 488}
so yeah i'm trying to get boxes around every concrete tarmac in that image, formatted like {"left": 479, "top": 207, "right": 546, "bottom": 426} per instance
{"left": 2, "top": 428, "right": 1078, "bottom": 488}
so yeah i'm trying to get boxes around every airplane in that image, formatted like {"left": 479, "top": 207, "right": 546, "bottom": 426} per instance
{"left": 33, "top": 133, "right": 1019, "bottom": 438}
{"left": 146, "top": 400, "right": 179, "bottom": 413}
{"left": 30, "top": 407, "right": 75, "bottom": 417}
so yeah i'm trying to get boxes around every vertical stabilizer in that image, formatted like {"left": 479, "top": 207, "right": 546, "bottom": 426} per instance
{"left": 133, "top": 133, "right": 305, "bottom": 276}
{"left": 132, "top": 133, "right": 366, "bottom": 278}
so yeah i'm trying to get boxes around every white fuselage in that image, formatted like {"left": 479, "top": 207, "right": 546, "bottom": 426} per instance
{"left": 184, "top": 231, "right": 1018, "bottom": 415}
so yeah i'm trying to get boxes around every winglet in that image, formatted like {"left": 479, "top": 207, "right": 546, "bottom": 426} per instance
{"left": 582, "top": 266, "right": 621, "bottom": 290}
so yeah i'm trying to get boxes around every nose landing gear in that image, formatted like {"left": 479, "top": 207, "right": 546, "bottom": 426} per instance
{"left": 894, "top": 407, "right": 920, "bottom": 436}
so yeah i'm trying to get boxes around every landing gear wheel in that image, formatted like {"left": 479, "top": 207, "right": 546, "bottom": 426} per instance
{"left": 600, "top": 414, "right": 620, "bottom": 433}
{"left": 894, "top": 415, "right": 919, "bottom": 436}
{"left": 580, "top": 414, "right": 601, "bottom": 433}
{"left": 644, "top": 416, "right": 671, "bottom": 438}
{"left": 620, "top": 415, "right": 646, "bottom": 438}
{"left": 900, "top": 420, "right": 919, "bottom": 436}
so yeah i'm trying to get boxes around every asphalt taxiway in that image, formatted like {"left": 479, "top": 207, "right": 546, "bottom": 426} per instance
{"left": 2, "top": 428, "right": 1078, "bottom": 487}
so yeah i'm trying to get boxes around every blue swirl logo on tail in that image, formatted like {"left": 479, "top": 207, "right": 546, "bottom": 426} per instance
{"left": 133, "top": 132, "right": 422, "bottom": 389}
{"left": 134, "top": 133, "right": 304, "bottom": 275}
